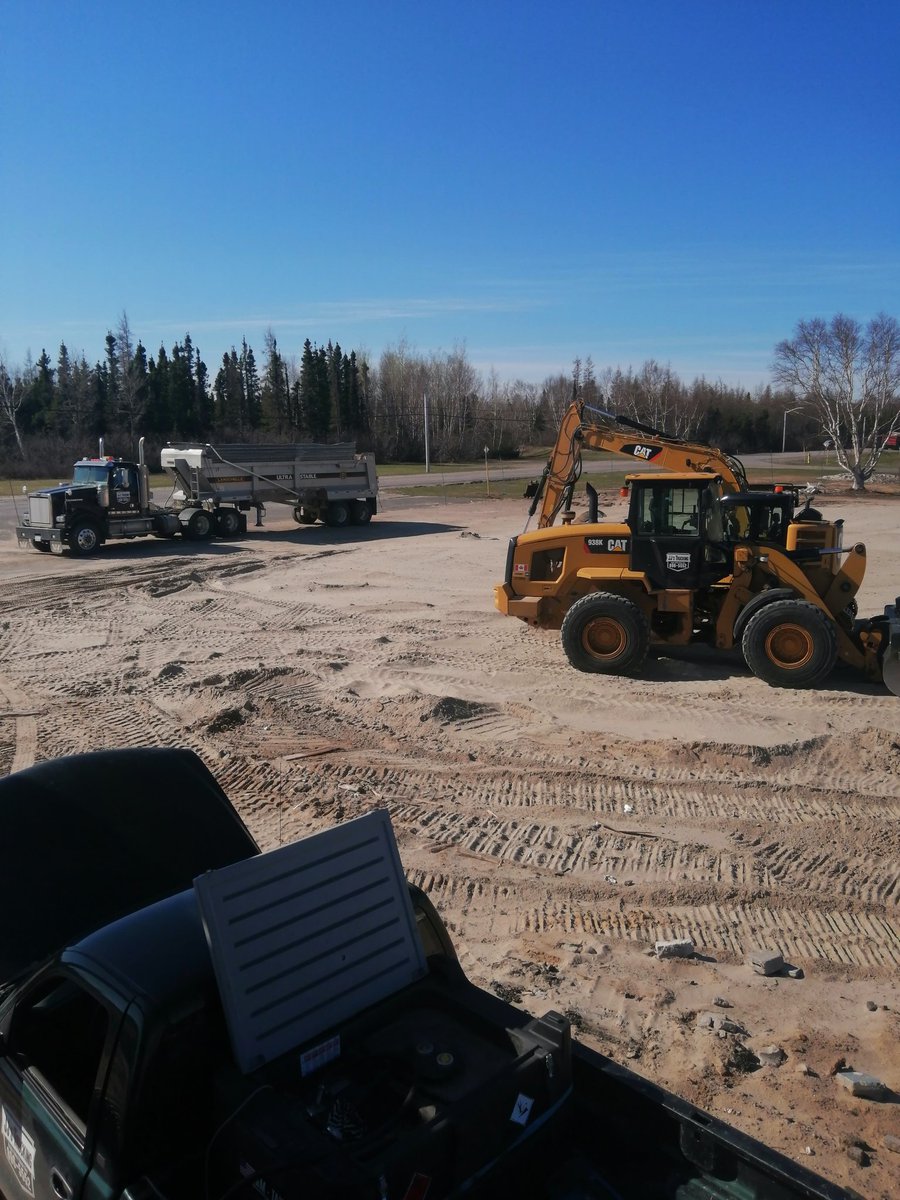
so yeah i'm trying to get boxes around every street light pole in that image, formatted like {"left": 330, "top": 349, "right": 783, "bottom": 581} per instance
{"left": 423, "top": 393, "right": 430, "bottom": 474}
{"left": 782, "top": 406, "right": 803, "bottom": 454}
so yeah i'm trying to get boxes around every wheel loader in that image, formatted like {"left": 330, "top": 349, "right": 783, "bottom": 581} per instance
{"left": 494, "top": 401, "right": 900, "bottom": 694}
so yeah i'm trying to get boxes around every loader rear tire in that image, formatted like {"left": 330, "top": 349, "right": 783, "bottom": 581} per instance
{"left": 561, "top": 592, "right": 650, "bottom": 675}
{"left": 742, "top": 599, "right": 837, "bottom": 689}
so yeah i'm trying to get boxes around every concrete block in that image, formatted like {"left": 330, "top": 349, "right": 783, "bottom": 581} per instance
{"left": 836, "top": 1071, "right": 888, "bottom": 1100}
{"left": 749, "top": 949, "right": 784, "bottom": 976}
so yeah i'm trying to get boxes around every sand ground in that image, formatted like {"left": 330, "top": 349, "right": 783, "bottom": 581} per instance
{"left": 1, "top": 485, "right": 898, "bottom": 1197}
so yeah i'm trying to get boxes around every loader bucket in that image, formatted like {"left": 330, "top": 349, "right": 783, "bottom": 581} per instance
{"left": 883, "top": 600, "right": 900, "bottom": 698}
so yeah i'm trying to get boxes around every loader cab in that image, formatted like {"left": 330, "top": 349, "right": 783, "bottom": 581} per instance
{"left": 628, "top": 475, "right": 733, "bottom": 590}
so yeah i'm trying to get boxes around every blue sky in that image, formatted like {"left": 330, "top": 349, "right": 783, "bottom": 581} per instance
{"left": 2, "top": 0, "right": 898, "bottom": 389}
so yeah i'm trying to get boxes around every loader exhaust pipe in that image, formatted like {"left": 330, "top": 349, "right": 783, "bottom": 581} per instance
{"left": 586, "top": 482, "right": 599, "bottom": 524}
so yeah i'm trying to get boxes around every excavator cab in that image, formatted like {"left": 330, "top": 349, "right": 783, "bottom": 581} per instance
{"left": 627, "top": 476, "right": 732, "bottom": 590}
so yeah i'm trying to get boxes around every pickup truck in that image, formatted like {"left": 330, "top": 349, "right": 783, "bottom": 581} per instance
{"left": 0, "top": 749, "right": 847, "bottom": 1200}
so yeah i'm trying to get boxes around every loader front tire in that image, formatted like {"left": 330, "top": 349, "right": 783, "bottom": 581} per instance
{"left": 561, "top": 592, "right": 650, "bottom": 675}
{"left": 742, "top": 599, "right": 837, "bottom": 689}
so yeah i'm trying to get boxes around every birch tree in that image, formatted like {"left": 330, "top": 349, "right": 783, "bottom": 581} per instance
{"left": 773, "top": 313, "right": 900, "bottom": 490}
{"left": 0, "top": 354, "right": 27, "bottom": 456}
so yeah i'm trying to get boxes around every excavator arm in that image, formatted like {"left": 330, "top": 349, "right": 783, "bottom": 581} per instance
{"left": 529, "top": 401, "right": 750, "bottom": 528}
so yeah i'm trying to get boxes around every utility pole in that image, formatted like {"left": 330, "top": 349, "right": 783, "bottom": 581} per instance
{"left": 423, "top": 393, "right": 430, "bottom": 473}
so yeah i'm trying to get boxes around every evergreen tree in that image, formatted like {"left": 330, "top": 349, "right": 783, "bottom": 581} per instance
{"left": 214, "top": 349, "right": 245, "bottom": 434}
{"left": 240, "top": 339, "right": 262, "bottom": 430}
{"left": 145, "top": 346, "right": 170, "bottom": 434}
{"left": 23, "top": 350, "right": 56, "bottom": 434}
{"left": 328, "top": 341, "right": 343, "bottom": 437}
{"left": 297, "top": 339, "right": 316, "bottom": 436}
{"left": 105, "top": 332, "right": 120, "bottom": 416}
{"left": 261, "top": 330, "right": 290, "bottom": 434}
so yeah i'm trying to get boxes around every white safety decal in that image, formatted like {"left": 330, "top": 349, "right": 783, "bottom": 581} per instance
{"left": 509, "top": 1092, "right": 535, "bottom": 1126}
{"left": 2, "top": 1106, "right": 36, "bottom": 1197}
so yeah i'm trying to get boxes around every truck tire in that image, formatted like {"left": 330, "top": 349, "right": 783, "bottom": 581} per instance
{"left": 560, "top": 592, "right": 650, "bottom": 675}
{"left": 186, "top": 510, "right": 215, "bottom": 541}
{"left": 215, "top": 508, "right": 242, "bottom": 538}
{"left": 351, "top": 500, "right": 372, "bottom": 525}
{"left": 742, "top": 599, "right": 838, "bottom": 689}
{"left": 324, "top": 502, "right": 351, "bottom": 528}
{"left": 68, "top": 520, "right": 102, "bottom": 557}
{"left": 293, "top": 507, "right": 318, "bottom": 525}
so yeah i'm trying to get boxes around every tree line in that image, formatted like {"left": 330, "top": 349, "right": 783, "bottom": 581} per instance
{"left": 1, "top": 312, "right": 897, "bottom": 486}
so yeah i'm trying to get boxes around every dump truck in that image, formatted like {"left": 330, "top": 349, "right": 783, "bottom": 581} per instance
{"left": 15, "top": 439, "right": 378, "bottom": 556}
{"left": 0, "top": 748, "right": 846, "bottom": 1200}
{"left": 495, "top": 401, "right": 900, "bottom": 695}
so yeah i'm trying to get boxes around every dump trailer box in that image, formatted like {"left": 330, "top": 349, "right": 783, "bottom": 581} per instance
{"left": 159, "top": 441, "right": 379, "bottom": 527}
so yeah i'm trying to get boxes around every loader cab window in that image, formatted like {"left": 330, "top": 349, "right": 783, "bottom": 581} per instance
{"left": 719, "top": 495, "right": 793, "bottom": 545}
{"left": 638, "top": 484, "right": 702, "bottom": 536}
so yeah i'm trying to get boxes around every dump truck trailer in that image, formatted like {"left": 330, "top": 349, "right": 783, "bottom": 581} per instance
{"left": 159, "top": 440, "right": 378, "bottom": 532}
{"left": 15, "top": 439, "right": 378, "bottom": 556}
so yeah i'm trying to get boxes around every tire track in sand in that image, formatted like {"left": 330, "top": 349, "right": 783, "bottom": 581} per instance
{"left": 0, "top": 675, "right": 37, "bottom": 773}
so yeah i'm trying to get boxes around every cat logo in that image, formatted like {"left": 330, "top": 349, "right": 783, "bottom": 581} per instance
{"left": 666, "top": 552, "right": 692, "bottom": 572}
{"left": 621, "top": 443, "right": 662, "bottom": 462}
{"left": 585, "top": 536, "right": 629, "bottom": 554}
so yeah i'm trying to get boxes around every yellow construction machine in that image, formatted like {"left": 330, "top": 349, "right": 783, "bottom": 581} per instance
{"left": 494, "top": 401, "right": 900, "bottom": 693}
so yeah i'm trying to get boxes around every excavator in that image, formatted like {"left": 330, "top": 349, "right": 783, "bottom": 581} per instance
{"left": 494, "top": 401, "right": 900, "bottom": 694}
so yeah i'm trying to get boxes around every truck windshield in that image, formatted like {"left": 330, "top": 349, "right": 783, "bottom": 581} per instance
{"left": 72, "top": 465, "right": 110, "bottom": 485}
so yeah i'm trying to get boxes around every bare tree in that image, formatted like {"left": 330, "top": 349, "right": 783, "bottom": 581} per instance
{"left": 115, "top": 311, "right": 146, "bottom": 440}
{"left": 773, "top": 313, "right": 900, "bottom": 490}
{"left": 0, "top": 353, "right": 28, "bottom": 457}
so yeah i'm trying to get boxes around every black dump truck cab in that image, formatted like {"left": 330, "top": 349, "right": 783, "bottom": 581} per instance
{"left": 15, "top": 450, "right": 181, "bottom": 556}
{"left": 0, "top": 751, "right": 847, "bottom": 1200}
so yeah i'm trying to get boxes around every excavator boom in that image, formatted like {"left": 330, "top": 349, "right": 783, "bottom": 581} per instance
{"left": 531, "top": 401, "right": 749, "bottom": 528}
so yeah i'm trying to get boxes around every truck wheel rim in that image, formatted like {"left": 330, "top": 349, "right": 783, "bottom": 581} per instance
{"left": 765, "top": 623, "right": 813, "bottom": 670}
{"left": 77, "top": 529, "right": 96, "bottom": 550}
{"left": 583, "top": 617, "right": 626, "bottom": 660}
